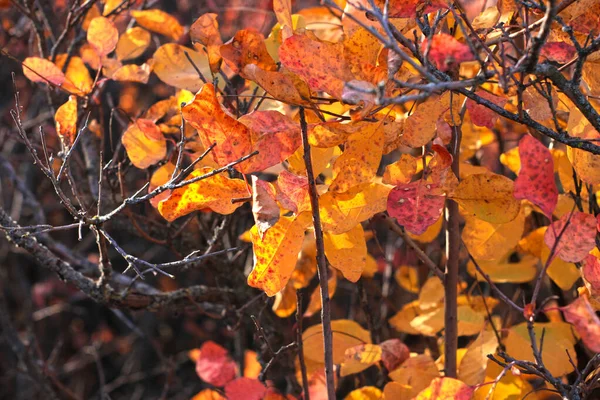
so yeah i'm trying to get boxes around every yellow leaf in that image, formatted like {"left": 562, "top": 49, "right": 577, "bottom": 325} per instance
{"left": 304, "top": 270, "right": 337, "bottom": 317}
{"left": 55, "top": 55, "right": 94, "bottom": 95}
{"left": 323, "top": 224, "right": 366, "bottom": 282}
{"left": 320, "top": 183, "right": 392, "bottom": 234}
{"left": 272, "top": 283, "right": 297, "bottom": 318}
{"left": 394, "top": 266, "right": 419, "bottom": 293}
{"left": 401, "top": 95, "right": 447, "bottom": 148}
{"left": 517, "top": 226, "right": 546, "bottom": 257}
{"left": 462, "top": 205, "right": 526, "bottom": 260}
{"left": 451, "top": 173, "right": 521, "bottom": 223}
{"left": 130, "top": 9, "right": 184, "bottom": 40}
{"left": 153, "top": 44, "right": 212, "bottom": 92}
{"left": 542, "top": 245, "right": 581, "bottom": 290}
{"left": 248, "top": 213, "right": 312, "bottom": 296}
{"left": 419, "top": 276, "right": 445, "bottom": 310}
{"left": 303, "top": 319, "right": 371, "bottom": 364}
{"left": 467, "top": 254, "right": 538, "bottom": 283}
{"left": 191, "top": 389, "right": 226, "bottom": 400}
{"left": 158, "top": 168, "right": 247, "bottom": 220}
{"left": 505, "top": 322, "right": 578, "bottom": 376}
{"left": 413, "top": 377, "right": 474, "bottom": 400}
{"left": 410, "top": 307, "right": 444, "bottom": 336}
{"left": 388, "top": 300, "right": 421, "bottom": 335}
{"left": 55, "top": 96, "right": 78, "bottom": 147}
{"left": 344, "top": 386, "right": 382, "bottom": 400}
{"left": 456, "top": 305, "right": 486, "bottom": 336}
{"left": 121, "top": 123, "right": 166, "bottom": 169}
{"left": 111, "top": 63, "right": 151, "bottom": 83}
{"left": 473, "top": 357, "right": 533, "bottom": 400}
{"left": 340, "top": 344, "right": 382, "bottom": 377}
{"left": 458, "top": 330, "right": 499, "bottom": 386}
{"left": 116, "top": 27, "right": 151, "bottom": 61}
{"left": 87, "top": 17, "right": 118, "bottom": 57}
{"left": 329, "top": 124, "right": 384, "bottom": 193}
{"left": 382, "top": 154, "right": 418, "bottom": 185}
{"left": 287, "top": 146, "right": 336, "bottom": 178}
{"left": 388, "top": 354, "right": 440, "bottom": 398}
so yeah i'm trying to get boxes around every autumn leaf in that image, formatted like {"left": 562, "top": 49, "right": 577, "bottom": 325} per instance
{"left": 191, "top": 389, "right": 226, "bottom": 400}
{"left": 55, "top": 96, "right": 78, "bottom": 147}
{"left": 340, "top": 343, "right": 382, "bottom": 376}
{"left": 87, "top": 17, "right": 118, "bottom": 57}
{"left": 243, "top": 64, "right": 311, "bottom": 105}
{"left": 562, "top": 295, "right": 600, "bottom": 353}
{"left": 540, "top": 41, "right": 576, "bottom": 63}
{"left": 111, "top": 63, "right": 151, "bottom": 83}
{"left": 121, "top": 123, "right": 166, "bottom": 169}
{"left": 467, "top": 254, "right": 537, "bottom": 283}
{"left": 388, "top": 354, "right": 440, "bottom": 398}
{"left": 382, "top": 154, "right": 418, "bottom": 185}
{"left": 303, "top": 319, "right": 371, "bottom": 364}
{"left": 130, "top": 9, "right": 184, "bottom": 40}
{"left": 190, "top": 13, "right": 223, "bottom": 73}
{"left": 276, "top": 170, "right": 310, "bottom": 214}
{"left": 251, "top": 176, "right": 279, "bottom": 237}
{"left": 153, "top": 44, "right": 212, "bottom": 92}
{"left": 22, "top": 57, "right": 65, "bottom": 86}
{"left": 413, "top": 377, "right": 474, "bottom": 400}
{"left": 513, "top": 135, "right": 558, "bottom": 217}
{"left": 381, "top": 0, "right": 447, "bottom": 18}
{"left": 505, "top": 322, "right": 578, "bottom": 376}
{"left": 195, "top": 341, "right": 237, "bottom": 387}
{"left": 247, "top": 213, "right": 312, "bottom": 296}
{"left": 387, "top": 180, "right": 445, "bottom": 235}
{"left": 323, "top": 223, "right": 367, "bottom": 282}
{"left": 544, "top": 211, "right": 596, "bottom": 263}
{"left": 401, "top": 95, "right": 447, "bottom": 148}
{"left": 220, "top": 29, "right": 277, "bottom": 77}
{"left": 466, "top": 90, "right": 507, "bottom": 128}
{"left": 329, "top": 123, "right": 384, "bottom": 193}
{"left": 304, "top": 270, "right": 337, "bottom": 317}
{"left": 451, "top": 173, "right": 520, "bottom": 224}
{"left": 380, "top": 339, "right": 410, "bottom": 371}
{"left": 272, "top": 283, "right": 297, "bottom": 318}
{"left": 55, "top": 55, "right": 94, "bottom": 95}
{"left": 583, "top": 253, "right": 600, "bottom": 295}
{"left": 224, "top": 378, "right": 266, "bottom": 400}
{"left": 115, "top": 27, "right": 151, "bottom": 61}
{"left": 344, "top": 387, "right": 382, "bottom": 400}
{"left": 320, "top": 182, "right": 391, "bottom": 234}
{"left": 279, "top": 33, "right": 354, "bottom": 99}
{"left": 182, "top": 84, "right": 253, "bottom": 170}
{"left": 458, "top": 330, "right": 499, "bottom": 386}
{"left": 157, "top": 168, "right": 248, "bottom": 221}
{"left": 422, "top": 33, "right": 474, "bottom": 72}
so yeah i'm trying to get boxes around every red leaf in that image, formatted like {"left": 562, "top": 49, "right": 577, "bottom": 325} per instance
{"left": 583, "top": 254, "right": 600, "bottom": 293}
{"left": 195, "top": 341, "right": 237, "bottom": 387}
{"left": 466, "top": 91, "right": 507, "bottom": 129}
{"left": 224, "top": 378, "right": 266, "bottom": 400}
{"left": 562, "top": 295, "right": 600, "bottom": 353}
{"left": 514, "top": 135, "right": 558, "bottom": 217}
{"left": 276, "top": 170, "right": 309, "bottom": 214}
{"left": 387, "top": 181, "right": 445, "bottom": 235}
{"left": 421, "top": 34, "right": 474, "bottom": 72}
{"left": 540, "top": 42, "right": 577, "bottom": 64}
{"left": 380, "top": 339, "right": 410, "bottom": 371}
{"left": 544, "top": 211, "right": 597, "bottom": 263}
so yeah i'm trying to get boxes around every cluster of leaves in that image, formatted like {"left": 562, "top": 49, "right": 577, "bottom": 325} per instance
{"left": 4, "top": 0, "right": 600, "bottom": 399}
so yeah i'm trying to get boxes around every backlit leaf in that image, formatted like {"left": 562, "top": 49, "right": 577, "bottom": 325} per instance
{"left": 153, "top": 44, "right": 211, "bottom": 92}
{"left": 158, "top": 168, "right": 248, "bottom": 221}
{"left": 562, "top": 295, "right": 600, "bottom": 352}
{"left": 583, "top": 253, "right": 600, "bottom": 295}
{"left": 401, "top": 96, "right": 447, "bottom": 148}
{"left": 121, "top": 123, "right": 166, "bottom": 169}
{"left": 513, "top": 135, "right": 558, "bottom": 217}
{"left": 248, "top": 213, "right": 311, "bottom": 296}
{"left": 422, "top": 33, "right": 474, "bottom": 71}
{"left": 22, "top": 57, "right": 65, "bottom": 86}
{"left": 303, "top": 319, "right": 371, "bottom": 364}
{"left": 544, "top": 211, "right": 596, "bottom": 263}
{"left": 55, "top": 55, "right": 94, "bottom": 95}
{"left": 382, "top": 154, "right": 418, "bottom": 185}
{"left": 467, "top": 254, "right": 537, "bottom": 283}
{"left": 55, "top": 96, "right": 78, "bottom": 147}
{"left": 87, "top": 17, "right": 118, "bottom": 57}
{"left": 505, "top": 322, "right": 578, "bottom": 376}
{"left": 541, "top": 245, "right": 581, "bottom": 290}
{"left": 224, "top": 378, "right": 266, "bottom": 400}
{"left": 195, "top": 341, "right": 237, "bottom": 387}
{"left": 251, "top": 176, "right": 279, "bottom": 237}
{"left": 276, "top": 170, "right": 310, "bottom": 214}
{"left": 466, "top": 90, "right": 507, "bottom": 129}
{"left": 340, "top": 343, "right": 382, "bottom": 376}
{"left": 190, "top": 13, "right": 222, "bottom": 73}
{"left": 111, "top": 63, "right": 151, "bottom": 83}
{"left": 388, "top": 354, "right": 440, "bottom": 398}
{"left": 323, "top": 223, "right": 367, "bottom": 282}
{"left": 116, "top": 27, "right": 151, "bottom": 61}
{"left": 387, "top": 181, "right": 445, "bottom": 235}
{"left": 304, "top": 269, "right": 337, "bottom": 317}
{"left": 244, "top": 64, "right": 310, "bottom": 105}
{"left": 458, "top": 330, "right": 499, "bottom": 386}
{"left": 413, "top": 377, "right": 474, "bottom": 400}
{"left": 130, "top": 9, "right": 184, "bottom": 40}
{"left": 272, "top": 283, "right": 297, "bottom": 318}
{"left": 221, "top": 29, "right": 277, "bottom": 77}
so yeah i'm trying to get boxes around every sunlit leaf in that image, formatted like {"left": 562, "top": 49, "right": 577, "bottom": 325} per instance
{"left": 22, "top": 57, "right": 65, "bottom": 86}
{"left": 195, "top": 341, "right": 237, "bottom": 387}
{"left": 388, "top": 354, "right": 440, "bottom": 398}
{"left": 467, "top": 254, "right": 537, "bottom": 283}
{"left": 304, "top": 270, "right": 337, "bottom": 317}
{"left": 158, "top": 168, "right": 248, "bottom": 221}
{"left": 422, "top": 33, "right": 474, "bottom": 71}
{"left": 466, "top": 90, "right": 507, "bottom": 129}
{"left": 458, "top": 330, "right": 499, "bottom": 386}
{"left": 221, "top": 29, "right": 277, "bottom": 77}
{"left": 562, "top": 295, "right": 600, "bottom": 353}
{"left": 191, "top": 389, "right": 226, "bottom": 400}
{"left": 87, "top": 16, "right": 118, "bottom": 57}
{"left": 224, "top": 378, "right": 266, "bottom": 400}
{"left": 387, "top": 180, "right": 445, "bottom": 235}
{"left": 394, "top": 265, "right": 420, "bottom": 293}
{"left": 248, "top": 213, "right": 311, "bottom": 296}
{"left": 121, "top": 123, "right": 166, "bottom": 169}
{"left": 272, "top": 283, "right": 297, "bottom": 318}
{"left": 544, "top": 211, "right": 596, "bottom": 262}
{"left": 340, "top": 343, "right": 382, "bottom": 377}
{"left": 111, "top": 63, "right": 151, "bottom": 83}
{"left": 153, "top": 44, "right": 211, "bottom": 92}
{"left": 116, "top": 27, "right": 151, "bottom": 61}
{"left": 130, "top": 9, "right": 184, "bottom": 40}
{"left": 190, "top": 13, "right": 223, "bottom": 73}
{"left": 55, "top": 55, "right": 94, "bottom": 95}
{"left": 323, "top": 223, "right": 367, "bottom": 282}
{"left": 303, "top": 319, "right": 371, "bottom": 364}
{"left": 413, "top": 377, "right": 474, "bottom": 400}
{"left": 55, "top": 96, "right": 78, "bottom": 147}
{"left": 276, "top": 170, "right": 310, "bottom": 214}
{"left": 251, "top": 176, "right": 279, "bottom": 237}
{"left": 382, "top": 154, "right": 418, "bottom": 186}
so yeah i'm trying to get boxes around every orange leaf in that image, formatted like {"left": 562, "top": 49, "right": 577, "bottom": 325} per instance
{"left": 220, "top": 29, "right": 277, "bottom": 77}
{"left": 562, "top": 295, "right": 600, "bottom": 353}
{"left": 248, "top": 213, "right": 312, "bottom": 296}
{"left": 276, "top": 170, "right": 310, "bottom": 214}
{"left": 323, "top": 224, "right": 367, "bottom": 282}
{"left": 121, "top": 123, "right": 166, "bottom": 169}
{"left": 401, "top": 95, "right": 447, "bottom": 148}
{"left": 87, "top": 17, "right": 118, "bottom": 57}
{"left": 251, "top": 176, "right": 280, "bottom": 237}
{"left": 279, "top": 34, "right": 354, "bottom": 99}
{"left": 340, "top": 343, "right": 382, "bottom": 377}
{"left": 272, "top": 283, "right": 297, "bottom": 318}
{"left": 55, "top": 96, "right": 78, "bottom": 147}
{"left": 22, "top": 57, "right": 65, "bottom": 86}
{"left": 544, "top": 211, "right": 596, "bottom": 263}
{"left": 195, "top": 341, "right": 237, "bottom": 387}
{"left": 130, "top": 9, "right": 184, "bottom": 40}
{"left": 152, "top": 44, "right": 211, "bottom": 92}
{"left": 111, "top": 63, "right": 151, "bottom": 83}
{"left": 190, "top": 13, "right": 223, "bottom": 73}
{"left": 115, "top": 27, "right": 151, "bottom": 61}
{"left": 413, "top": 377, "right": 474, "bottom": 400}
{"left": 190, "top": 389, "right": 226, "bottom": 400}
{"left": 243, "top": 64, "right": 310, "bottom": 105}
{"left": 55, "top": 55, "right": 94, "bottom": 95}
{"left": 382, "top": 154, "right": 419, "bottom": 185}
{"left": 158, "top": 168, "right": 248, "bottom": 221}
{"left": 182, "top": 84, "right": 253, "bottom": 170}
